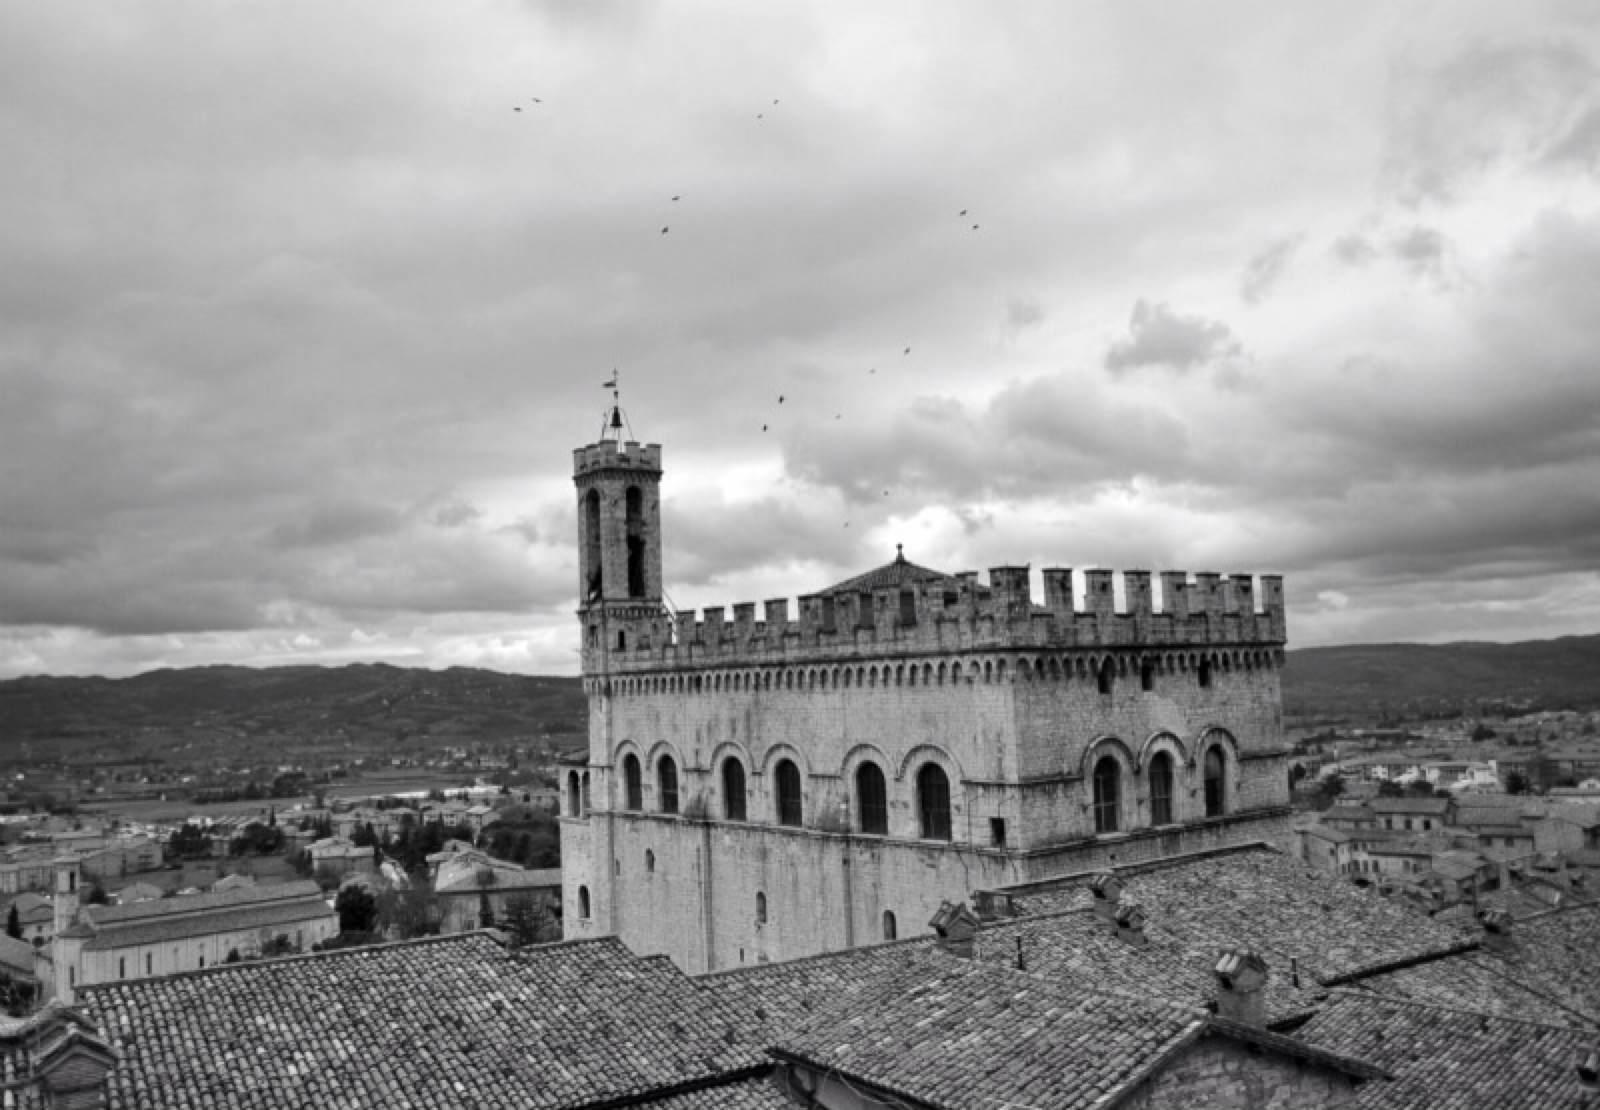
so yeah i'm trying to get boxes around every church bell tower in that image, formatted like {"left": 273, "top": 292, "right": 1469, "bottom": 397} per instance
{"left": 573, "top": 379, "right": 663, "bottom": 674}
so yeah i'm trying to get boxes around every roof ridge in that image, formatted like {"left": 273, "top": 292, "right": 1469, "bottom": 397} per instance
{"left": 1323, "top": 985, "right": 1597, "bottom": 1033}
{"left": 693, "top": 934, "right": 934, "bottom": 981}
{"left": 76, "top": 929, "right": 508, "bottom": 993}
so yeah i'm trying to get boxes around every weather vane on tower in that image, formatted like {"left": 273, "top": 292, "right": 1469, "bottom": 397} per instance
{"left": 599, "top": 369, "right": 635, "bottom": 442}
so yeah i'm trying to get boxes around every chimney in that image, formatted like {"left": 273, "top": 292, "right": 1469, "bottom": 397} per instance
{"left": 1577, "top": 1047, "right": 1600, "bottom": 1093}
{"left": 1214, "top": 947, "right": 1269, "bottom": 1026}
{"left": 23, "top": 1005, "right": 119, "bottom": 1109}
{"left": 1089, "top": 871, "right": 1123, "bottom": 925}
{"left": 973, "top": 890, "right": 1017, "bottom": 922}
{"left": 1113, "top": 902, "right": 1147, "bottom": 947}
{"left": 928, "top": 900, "right": 981, "bottom": 959}
{"left": 1478, "top": 907, "right": 1515, "bottom": 954}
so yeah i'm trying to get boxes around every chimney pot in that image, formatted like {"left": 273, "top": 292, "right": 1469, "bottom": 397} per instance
{"left": 1089, "top": 871, "right": 1123, "bottom": 925}
{"left": 1577, "top": 1048, "right": 1600, "bottom": 1091}
{"left": 1113, "top": 902, "right": 1148, "bottom": 947}
{"left": 1213, "top": 946, "right": 1269, "bottom": 1026}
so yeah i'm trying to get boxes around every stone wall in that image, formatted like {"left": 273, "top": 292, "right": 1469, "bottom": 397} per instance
{"left": 1122, "top": 1034, "right": 1362, "bottom": 1109}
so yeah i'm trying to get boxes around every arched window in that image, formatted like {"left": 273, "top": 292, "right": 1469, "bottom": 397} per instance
{"left": 856, "top": 762, "right": 888, "bottom": 835}
{"left": 1093, "top": 756, "right": 1121, "bottom": 834}
{"left": 775, "top": 760, "right": 803, "bottom": 827}
{"left": 645, "top": 849, "right": 655, "bottom": 873}
{"left": 1204, "top": 747, "right": 1226, "bottom": 817}
{"left": 722, "top": 758, "right": 747, "bottom": 821}
{"left": 658, "top": 755, "right": 679, "bottom": 815}
{"left": 917, "top": 764, "right": 952, "bottom": 841}
{"left": 582, "top": 489, "right": 603, "bottom": 599}
{"left": 623, "top": 754, "right": 642, "bottom": 811}
{"left": 625, "top": 486, "right": 646, "bottom": 598}
{"left": 1097, "top": 658, "right": 1114, "bottom": 696}
{"left": 883, "top": 910, "right": 897, "bottom": 941}
{"left": 578, "top": 886, "right": 591, "bottom": 918}
{"left": 755, "top": 892, "right": 767, "bottom": 925}
{"left": 1149, "top": 752, "right": 1174, "bottom": 826}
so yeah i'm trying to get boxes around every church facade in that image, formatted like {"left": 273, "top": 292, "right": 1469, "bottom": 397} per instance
{"left": 559, "top": 434, "right": 1293, "bottom": 973}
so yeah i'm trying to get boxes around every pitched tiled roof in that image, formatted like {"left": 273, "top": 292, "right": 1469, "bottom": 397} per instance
{"left": 1006, "top": 845, "right": 1477, "bottom": 984}
{"left": 770, "top": 954, "right": 1382, "bottom": 1110}
{"left": 1469, "top": 902, "right": 1600, "bottom": 1024}
{"left": 83, "top": 880, "right": 323, "bottom": 927}
{"left": 79, "top": 933, "right": 764, "bottom": 1110}
{"left": 770, "top": 954, "right": 1206, "bottom": 1110}
{"left": 82, "top": 895, "right": 332, "bottom": 951}
{"left": 1350, "top": 953, "right": 1595, "bottom": 1029}
{"left": 969, "top": 906, "right": 1325, "bottom": 1025}
{"left": 1297, "top": 991, "right": 1600, "bottom": 1109}
{"left": 1371, "top": 797, "right": 1452, "bottom": 815}
{"left": 0, "top": 934, "right": 36, "bottom": 977}
{"left": 629, "top": 1076, "right": 802, "bottom": 1108}
{"left": 695, "top": 937, "right": 938, "bottom": 1037}
{"left": 817, "top": 552, "right": 971, "bottom": 597}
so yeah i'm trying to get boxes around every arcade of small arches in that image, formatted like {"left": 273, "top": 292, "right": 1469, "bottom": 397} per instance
{"left": 584, "top": 646, "right": 1281, "bottom": 700}
{"left": 561, "top": 727, "right": 1243, "bottom": 842}
{"left": 1083, "top": 729, "right": 1241, "bottom": 836}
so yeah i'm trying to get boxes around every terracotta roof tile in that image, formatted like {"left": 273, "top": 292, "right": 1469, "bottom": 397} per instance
{"left": 79, "top": 933, "right": 764, "bottom": 1110}
{"left": 1298, "top": 991, "right": 1600, "bottom": 1109}
{"left": 1007, "top": 845, "right": 1476, "bottom": 984}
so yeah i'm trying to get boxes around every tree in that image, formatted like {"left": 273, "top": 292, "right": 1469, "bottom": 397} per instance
{"left": 1506, "top": 771, "right": 1530, "bottom": 796}
{"left": 5, "top": 905, "right": 20, "bottom": 941}
{"left": 375, "top": 883, "right": 436, "bottom": 940}
{"left": 478, "top": 889, "right": 495, "bottom": 930}
{"left": 500, "top": 894, "right": 558, "bottom": 947}
{"left": 85, "top": 882, "right": 110, "bottom": 906}
{"left": 335, "top": 883, "right": 378, "bottom": 934}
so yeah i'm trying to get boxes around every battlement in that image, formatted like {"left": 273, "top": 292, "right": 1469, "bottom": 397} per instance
{"left": 573, "top": 440, "right": 662, "bottom": 476}
{"left": 587, "top": 567, "right": 1286, "bottom": 672}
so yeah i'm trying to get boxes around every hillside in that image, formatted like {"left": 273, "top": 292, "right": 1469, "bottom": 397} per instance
{"left": 2, "top": 633, "right": 1598, "bottom": 760}
{"left": 1282, "top": 634, "right": 1600, "bottom": 720}
{"left": 0, "top": 664, "right": 586, "bottom": 762}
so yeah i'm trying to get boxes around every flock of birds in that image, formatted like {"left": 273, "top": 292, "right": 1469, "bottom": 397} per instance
{"left": 513, "top": 92, "right": 988, "bottom": 528}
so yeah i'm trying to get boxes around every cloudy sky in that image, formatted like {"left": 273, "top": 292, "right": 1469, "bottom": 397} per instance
{"left": 3, "top": 1, "right": 1600, "bottom": 678}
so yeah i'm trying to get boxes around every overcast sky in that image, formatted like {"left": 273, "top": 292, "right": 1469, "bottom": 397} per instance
{"left": 3, "top": 1, "right": 1599, "bottom": 679}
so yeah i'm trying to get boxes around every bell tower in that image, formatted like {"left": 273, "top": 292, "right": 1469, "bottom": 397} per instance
{"left": 573, "top": 378, "right": 663, "bottom": 674}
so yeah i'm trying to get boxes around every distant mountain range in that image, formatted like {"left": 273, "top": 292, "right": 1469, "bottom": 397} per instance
{"left": 1282, "top": 634, "right": 1600, "bottom": 720}
{"left": 2, "top": 634, "right": 1597, "bottom": 754}
{"left": 0, "top": 664, "right": 587, "bottom": 757}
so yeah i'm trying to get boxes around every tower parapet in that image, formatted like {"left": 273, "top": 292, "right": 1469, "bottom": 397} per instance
{"left": 599, "top": 567, "right": 1285, "bottom": 671}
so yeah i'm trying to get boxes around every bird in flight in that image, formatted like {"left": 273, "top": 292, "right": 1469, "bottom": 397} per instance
{"left": 959, "top": 209, "right": 968, "bottom": 216}
{"left": 513, "top": 107, "right": 522, "bottom": 112}
{"left": 903, "top": 347, "right": 911, "bottom": 355}
{"left": 531, "top": 97, "right": 542, "bottom": 103}
{"left": 778, "top": 395, "right": 785, "bottom": 403}
{"left": 762, "top": 424, "right": 768, "bottom": 432}
{"left": 671, "top": 195, "right": 681, "bottom": 201}
{"left": 972, "top": 224, "right": 980, "bottom": 230}
{"left": 661, "top": 226, "right": 670, "bottom": 234}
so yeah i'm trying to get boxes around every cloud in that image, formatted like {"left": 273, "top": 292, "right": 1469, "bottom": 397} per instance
{"left": 1104, "top": 300, "right": 1242, "bottom": 373}
{"left": 1390, "top": 225, "right": 1450, "bottom": 282}
{"left": 1239, "top": 235, "right": 1303, "bottom": 303}
{"left": 1384, "top": 39, "right": 1600, "bottom": 203}
{"left": 1332, "top": 234, "right": 1379, "bottom": 266}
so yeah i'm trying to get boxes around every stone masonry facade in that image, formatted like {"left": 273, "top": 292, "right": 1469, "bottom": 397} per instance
{"left": 560, "top": 435, "right": 1293, "bottom": 973}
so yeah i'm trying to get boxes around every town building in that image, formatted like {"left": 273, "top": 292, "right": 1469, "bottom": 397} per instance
{"left": 559, "top": 427, "right": 1294, "bottom": 973}
{"left": 49, "top": 857, "right": 336, "bottom": 1004}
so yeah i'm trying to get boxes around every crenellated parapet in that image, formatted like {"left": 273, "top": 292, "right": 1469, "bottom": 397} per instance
{"left": 573, "top": 440, "right": 662, "bottom": 476}
{"left": 590, "top": 567, "right": 1285, "bottom": 673}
